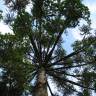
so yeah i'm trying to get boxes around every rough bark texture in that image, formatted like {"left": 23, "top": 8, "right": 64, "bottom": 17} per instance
{"left": 34, "top": 68, "right": 48, "bottom": 96}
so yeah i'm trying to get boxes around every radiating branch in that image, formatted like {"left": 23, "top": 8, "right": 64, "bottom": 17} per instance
{"left": 52, "top": 39, "right": 96, "bottom": 65}
{"left": 45, "top": 28, "right": 64, "bottom": 64}
{"left": 46, "top": 80, "right": 55, "bottom": 96}
{"left": 50, "top": 61, "right": 95, "bottom": 70}
{"left": 52, "top": 49, "right": 83, "bottom": 65}
{"left": 49, "top": 73, "right": 95, "bottom": 91}
{"left": 29, "top": 35, "right": 39, "bottom": 58}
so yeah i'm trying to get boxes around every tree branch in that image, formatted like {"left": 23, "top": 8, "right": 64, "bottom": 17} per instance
{"left": 52, "top": 61, "right": 95, "bottom": 70}
{"left": 46, "top": 80, "right": 55, "bottom": 96}
{"left": 49, "top": 73, "right": 95, "bottom": 91}
{"left": 52, "top": 49, "right": 83, "bottom": 65}
{"left": 45, "top": 28, "right": 64, "bottom": 64}
{"left": 29, "top": 35, "right": 39, "bottom": 58}
{"left": 52, "top": 38, "right": 96, "bottom": 65}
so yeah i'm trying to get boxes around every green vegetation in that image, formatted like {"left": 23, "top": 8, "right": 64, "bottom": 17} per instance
{"left": 0, "top": 0, "right": 96, "bottom": 96}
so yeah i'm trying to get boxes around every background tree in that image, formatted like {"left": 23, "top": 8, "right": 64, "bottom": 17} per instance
{"left": 72, "top": 33, "right": 96, "bottom": 96}
{"left": 0, "top": 0, "right": 95, "bottom": 96}
{"left": 0, "top": 33, "right": 34, "bottom": 96}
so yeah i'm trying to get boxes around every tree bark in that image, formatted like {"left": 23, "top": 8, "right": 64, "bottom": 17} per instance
{"left": 34, "top": 68, "right": 48, "bottom": 96}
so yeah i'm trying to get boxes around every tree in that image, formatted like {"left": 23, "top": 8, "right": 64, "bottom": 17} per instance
{"left": 72, "top": 34, "right": 96, "bottom": 96}
{"left": 0, "top": 0, "right": 95, "bottom": 96}
{"left": 0, "top": 33, "right": 34, "bottom": 96}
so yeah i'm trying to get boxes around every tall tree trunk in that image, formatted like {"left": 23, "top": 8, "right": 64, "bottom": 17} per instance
{"left": 34, "top": 68, "right": 48, "bottom": 96}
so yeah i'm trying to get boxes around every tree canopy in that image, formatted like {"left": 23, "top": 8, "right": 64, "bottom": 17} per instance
{"left": 0, "top": 0, "right": 96, "bottom": 96}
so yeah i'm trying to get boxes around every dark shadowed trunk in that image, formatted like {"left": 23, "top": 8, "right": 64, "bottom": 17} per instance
{"left": 34, "top": 68, "right": 48, "bottom": 96}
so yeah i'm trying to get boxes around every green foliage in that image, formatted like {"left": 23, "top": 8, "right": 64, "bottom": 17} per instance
{"left": 12, "top": 10, "right": 32, "bottom": 37}
{"left": 73, "top": 35, "right": 96, "bottom": 96}
{"left": 1, "top": 0, "right": 95, "bottom": 96}
{"left": 72, "top": 35, "right": 96, "bottom": 68}
{"left": 0, "top": 33, "right": 35, "bottom": 95}
{"left": 4, "top": 0, "right": 29, "bottom": 11}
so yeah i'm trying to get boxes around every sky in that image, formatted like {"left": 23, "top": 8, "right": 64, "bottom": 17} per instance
{"left": 0, "top": 0, "right": 96, "bottom": 53}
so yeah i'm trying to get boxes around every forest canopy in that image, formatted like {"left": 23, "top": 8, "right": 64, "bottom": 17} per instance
{"left": 0, "top": 0, "right": 96, "bottom": 96}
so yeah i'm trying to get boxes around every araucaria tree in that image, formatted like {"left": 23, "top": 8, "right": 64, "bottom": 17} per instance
{"left": 0, "top": 0, "right": 96, "bottom": 96}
